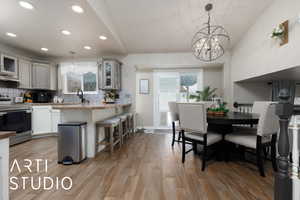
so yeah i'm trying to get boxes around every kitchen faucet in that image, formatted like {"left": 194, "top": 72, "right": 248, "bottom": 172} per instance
{"left": 76, "top": 89, "right": 86, "bottom": 104}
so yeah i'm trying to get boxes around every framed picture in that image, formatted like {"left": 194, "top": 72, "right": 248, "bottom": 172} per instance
{"left": 140, "top": 79, "right": 149, "bottom": 94}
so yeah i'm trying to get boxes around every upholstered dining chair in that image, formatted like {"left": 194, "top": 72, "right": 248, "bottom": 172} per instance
{"left": 225, "top": 103, "right": 279, "bottom": 177}
{"left": 234, "top": 101, "right": 275, "bottom": 133}
{"left": 168, "top": 101, "right": 182, "bottom": 147}
{"left": 177, "top": 103, "right": 223, "bottom": 171}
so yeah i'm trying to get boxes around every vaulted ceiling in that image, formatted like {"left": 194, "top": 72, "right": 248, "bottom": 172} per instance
{"left": 0, "top": 0, "right": 274, "bottom": 58}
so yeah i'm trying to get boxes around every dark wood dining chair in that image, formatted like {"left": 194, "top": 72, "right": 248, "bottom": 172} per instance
{"left": 177, "top": 103, "right": 222, "bottom": 171}
{"left": 225, "top": 103, "right": 278, "bottom": 177}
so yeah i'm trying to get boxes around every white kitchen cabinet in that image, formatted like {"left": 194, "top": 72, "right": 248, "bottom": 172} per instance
{"left": 100, "top": 59, "right": 122, "bottom": 90}
{"left": 18, "top": 59, "right": 32, "bottom": 89}
{"left": 32, "top": 106, "right": 61, "bottom": 135}
{"left": 51, "top": 109, "right": 61, "bottom": 133}
{"left": 32, "top": 106, "right": 52, "bottom": 135}
{"left": 32, "top": 63, "right": 50, "bottom": 89}
{"left": 50, "top": 64, "right": 57, "bottom": 90}
{"left": 0, "top": 138, "right": 9, "bottom": 200}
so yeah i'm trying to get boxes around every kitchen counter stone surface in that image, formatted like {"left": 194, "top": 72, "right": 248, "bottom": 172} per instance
{"left": 52, "top": 103, "right": 131, "bottom": 110}
{"left": 0, "top": 131, "right": 15, "bottom": 140}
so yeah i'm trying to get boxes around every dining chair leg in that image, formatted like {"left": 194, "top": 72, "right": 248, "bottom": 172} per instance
{"left": 193, "top": 142, "right": 197, "bottom": 154}
{"left": 263, "top": 146, "right": 268, "bottom": 160}
{"left": 225, "top": 141, "right": 230, "bottom": 162}
{"left": 178, "top": 131, "right": 181, "bottom": 143}
{"left": 271, "top": 134, "right": 278, "bottom": 172}
{"left": 256, "top": 136, "right": 265, "bottom": 177}
{"left": 201, "top": 135, "right": 207, "bottom": 171}
{"left": 182, "top": 131, "right": 186, "bottom": 163}
{"left": 172, "top": 121, "right": 176, "bottom": 147}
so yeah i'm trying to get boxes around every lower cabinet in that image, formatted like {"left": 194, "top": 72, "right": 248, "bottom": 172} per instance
{"left": 32, "top": 106, "right": 61, "bottom": 135}
{"left": 51, "top": 109, "right": 61, "bottom": 133}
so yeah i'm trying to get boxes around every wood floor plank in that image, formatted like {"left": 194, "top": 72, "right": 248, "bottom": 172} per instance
{"left": 9, "top": 133, "right": 274, "bottom": 200}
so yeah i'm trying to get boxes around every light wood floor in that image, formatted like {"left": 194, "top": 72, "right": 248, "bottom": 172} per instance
{"left": 10, "top": 133, "right": 274, "bottom": 200}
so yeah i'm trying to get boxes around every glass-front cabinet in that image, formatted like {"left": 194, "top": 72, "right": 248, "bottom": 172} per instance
{"left": 100, "top": 59, "right": 121, "bottom": 90}
{"left": 0, "top": 54, "right": 18, "bottom": 78}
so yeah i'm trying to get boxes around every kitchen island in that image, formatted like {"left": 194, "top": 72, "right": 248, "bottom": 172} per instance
{"left": 52, "top": 103, "right": 131, "bottom": 158}
{"left": 0, "top": 131, "right": 15, "bottom": 200}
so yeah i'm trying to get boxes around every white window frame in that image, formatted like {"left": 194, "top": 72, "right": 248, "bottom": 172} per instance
{"left": 60, "top": 62, "right": 99, "bottom": 95}
{"left": 153, "top": 68, "right": 203, "bottom": 129}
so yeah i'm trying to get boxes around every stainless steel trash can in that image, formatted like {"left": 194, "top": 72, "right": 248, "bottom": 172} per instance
{"left": 58, "top": 122, "right": 87, "bottom": 165}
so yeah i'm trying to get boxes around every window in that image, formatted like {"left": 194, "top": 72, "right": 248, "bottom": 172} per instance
{"left": 153, "top": 69, "right": 203, "bottom": 128}
{"left": 179, "top": 72, "right": 202, "bottom": 102}
{"left": 60, "top": 62, "right": 98, "bottom": 94}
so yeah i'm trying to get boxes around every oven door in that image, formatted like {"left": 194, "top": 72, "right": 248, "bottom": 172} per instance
{"left": 0, "top": 110, "right": 31, "bottom": 133}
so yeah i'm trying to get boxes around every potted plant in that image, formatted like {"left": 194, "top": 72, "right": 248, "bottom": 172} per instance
{"left": 271, "top": 24, "right": 285, "bottom": 40}
{"left": 189, "top": 86, "right": 217, "bottom": 101}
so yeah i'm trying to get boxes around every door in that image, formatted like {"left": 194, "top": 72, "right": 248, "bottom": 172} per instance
{"left": 102, "top": 60, "right": 114, "bottom": 89}
{"left": 50, "top": 64, "right": 57, "bottom": 90}
{"left": 18, "top": 59, "right": 32, "bottom": 88}
{"left": 1, "top": 54, "right": 18, "bottom": 77}
{"left": 32, "top": 106, "right": 52, "bottom": 135}
{"left": 51, "top": 109, "right": 61, "bottom": 133}
{"left": 153, "top": 70, "right": 203, "bottom": 128}
{"left": 32, "top": 63, "right": 50, "bottom": 89}
{"left": 154, "top": 72, "right": 180, "bottom": 128}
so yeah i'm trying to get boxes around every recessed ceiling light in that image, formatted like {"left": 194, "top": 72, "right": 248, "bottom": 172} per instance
{"left": 61, "top": 30, "right": 71, "bottom": 35}
{"left": 72, "top": 5, "right": 84, "bottom": 13}
{"left": 84, "top": 46, "right": 91, "bottom": 50}
{"left": 6, "top": 32, "right": 17, "bottom": 37}
{"left": 19, "top": 1, "right": 34, "bottom": 10}
{"left": 99, "top": 35, "right": 107, "bottom": 40}
{"left": 41, "top": 48, "right": 48, "bottom": 52}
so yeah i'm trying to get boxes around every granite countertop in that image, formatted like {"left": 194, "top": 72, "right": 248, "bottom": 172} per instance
{"left": 0, "top": 131, "right": 16, "bottom": 140}
{"left": 52, "top": 103, "right": 131, "bottom": 110}
{"left": 26, "top": 103, "right": 81, "bottom": 106}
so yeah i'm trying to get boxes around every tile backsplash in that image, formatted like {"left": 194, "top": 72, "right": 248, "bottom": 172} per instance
{"left": 0, "top": 87, "right": 26, "bottom": 98}
{"left": 62, "top": 90, "right": 104, "bottom": 104}
{"left": 0, "top": 86, "right": 132, "bottom": 104}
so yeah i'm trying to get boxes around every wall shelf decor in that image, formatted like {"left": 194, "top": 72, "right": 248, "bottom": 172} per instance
{"left": 271, "top": 20, "right": 289, "bottom": 46}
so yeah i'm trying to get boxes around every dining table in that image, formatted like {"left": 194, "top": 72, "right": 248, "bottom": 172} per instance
{"left": 207, "top": 111, "right": 260, "bottom": 134}
{"left": 207, "top": 111, "right": 260, "bottom": 161}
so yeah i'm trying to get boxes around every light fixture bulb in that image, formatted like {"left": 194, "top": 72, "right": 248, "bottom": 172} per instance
{"left": 61, "top": 30, "right": 71, "bottom": 35}
{"left": 19, "top": 1, "right": 34, "bottom": 10}
{"left": 6, "top": 32, "right": 17, "bottom": 37}
{"left": 72, "top": 5, "right": 84, "bottom": 13}
{"left": 99, "top": 35, "right": 107, "bottom": 40}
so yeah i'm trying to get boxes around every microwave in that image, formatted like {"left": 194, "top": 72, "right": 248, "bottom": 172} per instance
{"left": 0, "top": 54, "right": 18, "bottom": 77}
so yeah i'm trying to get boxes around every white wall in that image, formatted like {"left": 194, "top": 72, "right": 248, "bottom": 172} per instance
{"left": 203, "top": 67, "right": 224, "bottom": 97}
{"left": 231, "top": 0, "right": 300, "bottom": 82}
{"left": 233, "top": 82, "right": 272, "bottom": 103}
{"left": 121, "top": 53, "right": 226, "bottom": 127}
{"left": 135, "top": 72, "right": 154, "bottom": 127}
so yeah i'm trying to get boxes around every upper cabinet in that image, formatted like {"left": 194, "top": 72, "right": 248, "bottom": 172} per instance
{"left": 32, "top": 63, "right": 50, "bottom": 90}
{"left": 100, "top": 59, "right": 122, "bottom": 90}
{"left": 18, "top": 59, "right": 32, "bottom": 89}
{"left": 0, "top": 54, "right": 18, "bottom": 80}
{"left": 50, "top": 64, "right": 57, "bottom": 90}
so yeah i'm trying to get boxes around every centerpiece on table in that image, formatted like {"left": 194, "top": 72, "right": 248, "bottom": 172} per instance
{"left": 207, "top": 102, "right": 229, "bottom": 116}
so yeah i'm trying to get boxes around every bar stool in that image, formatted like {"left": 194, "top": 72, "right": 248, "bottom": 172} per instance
{"left": 119, "top": 114, "right": 129, "bottom": 144}
{"left": 127, "top": 113, "right": 135, "bottom": 136}
{"left": 95, "top": 117, "right": 122, "bottom": 154}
